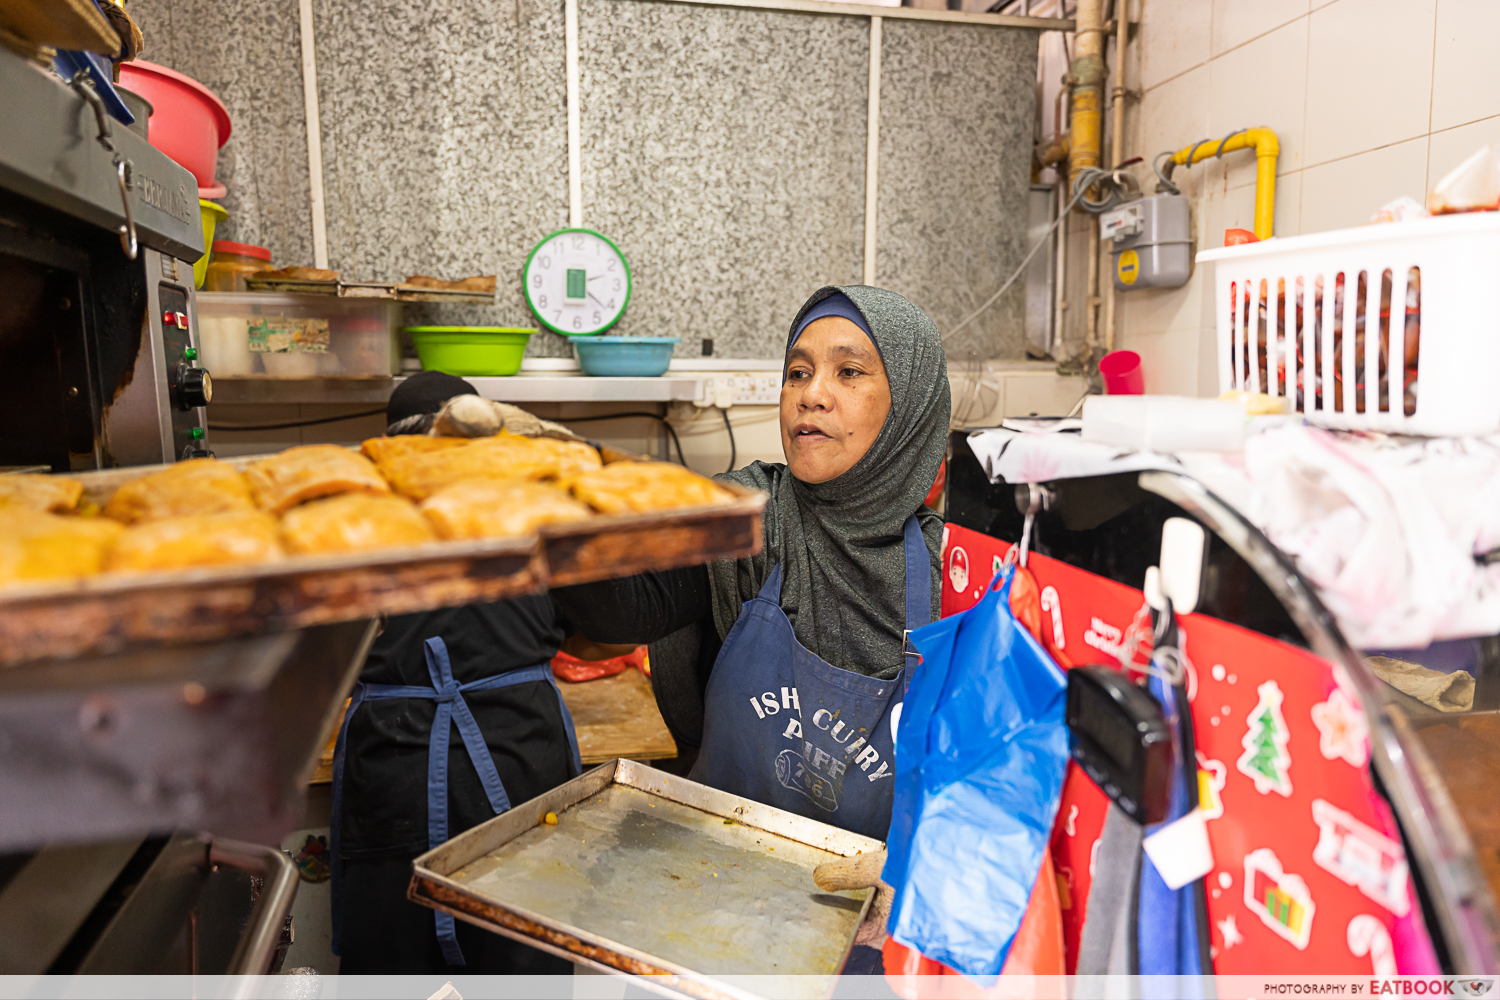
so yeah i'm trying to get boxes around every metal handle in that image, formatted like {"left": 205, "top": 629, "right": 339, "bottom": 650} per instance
{"left": 210, "top": 838, "right": 299, "bottom": 977}
{"left": 69, "top": 70, "right": 138, "bottom": 261}
{"left": 114, "top": 159, "right": 138, "bottom": 260}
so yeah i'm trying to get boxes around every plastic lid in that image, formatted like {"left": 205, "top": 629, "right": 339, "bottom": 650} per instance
{"left": 211, "top": 241, "right": 271, "bottom": 261}
{"left": 1224, "top": 228, "right": 1259, "bottom": 246}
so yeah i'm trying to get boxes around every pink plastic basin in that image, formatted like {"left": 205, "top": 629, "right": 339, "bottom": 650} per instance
{"left": 117, "top": 60, "right": 231, "bottom": 189}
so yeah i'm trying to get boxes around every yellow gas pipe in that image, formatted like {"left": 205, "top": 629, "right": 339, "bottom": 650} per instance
{"left": 1165, "top": 127, "right": 1280, "bottom": 240}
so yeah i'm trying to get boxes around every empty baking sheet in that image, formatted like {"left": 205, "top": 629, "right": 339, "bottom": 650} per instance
{"left": 410, "top": 760, "right": 882, "bottom": 998}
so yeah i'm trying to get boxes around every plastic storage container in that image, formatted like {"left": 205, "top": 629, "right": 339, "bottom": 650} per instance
{"left": 569, "top": 336, "right": 679, "bottom": 377}
{"left": 406, "top": 328, "right": 535, "bottom": 376}
{"left": 204, "top": 242, "right": 273, "bottom": 292}
{"left": 1198, "top": 211, "right": 1500, "bottom": 436}
{"left": 196, "top": 293, "right": 400, "bottom": 377}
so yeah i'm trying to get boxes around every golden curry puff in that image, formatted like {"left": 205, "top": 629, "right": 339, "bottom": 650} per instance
{"left": 102, "top": 458, "right": 254, "bottom": 523}
{"left": 420, "top": 479, "right": 592, "bottom": 540}
{"left": 105, "top": 511, "right": 284, "bottom": 573}
{"left": 562, "top": 461, "right": 735, "bottom": 515}
{"left": 281, "top": 493, "right": 437, "bottom": 554}
{"left": 0, "top": 473, "right": 84, "bottom": 513}
{"left": 360, "top": 434, "right": 469, "bottom": 471}
{"left": 243, "top": 444, "right": 390, "bottom": 515}
{"left": 0, "top": 509, "right": 124, "bottom": 586}
{"left": 379, "top": 432, "right": 602, "bottom": 501}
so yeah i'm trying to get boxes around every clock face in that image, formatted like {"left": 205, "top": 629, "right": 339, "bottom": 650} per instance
{"left": 522, "top": 228, "right": 632, "bottom": 336}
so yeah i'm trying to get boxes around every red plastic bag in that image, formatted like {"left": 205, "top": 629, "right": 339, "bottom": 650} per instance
{"left": 550, "top": 645, "right": 647, "bottom": 683}
{"left": 882, "top": 853, "right": 1065, "bottom": 997}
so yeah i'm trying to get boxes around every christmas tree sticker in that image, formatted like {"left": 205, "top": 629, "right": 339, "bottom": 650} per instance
{"left": 1238, "top": 680, "right": 1293, "bottom": 796}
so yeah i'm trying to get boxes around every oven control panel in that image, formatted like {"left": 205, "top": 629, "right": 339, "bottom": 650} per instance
{"left": 157, "top": 283, "right": 212, "bottom": 459}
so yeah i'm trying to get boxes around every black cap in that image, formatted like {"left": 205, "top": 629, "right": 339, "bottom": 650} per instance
{"left": 386, "top": 371, "right": 478, "bottom": 428}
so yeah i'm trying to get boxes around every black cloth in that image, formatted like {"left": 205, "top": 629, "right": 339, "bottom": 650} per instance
{"left": 386, "top": 370, "right": 477, "bottom": 425}
{"left": 338, "top": 596, "right": 574, "bottom": 859}
{"left": 339, "top": 854, "right": 574, "bottom": 977}
{"left": 552, "top": 565, "right": 720, "bottom": 747}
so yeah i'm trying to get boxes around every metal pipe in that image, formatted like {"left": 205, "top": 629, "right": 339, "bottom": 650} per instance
{"left": 1103, "top": 0, "right": 1127, "bottom": 353}
{"left": 565, "top": 0, "right": 583, "bottom": 228}
{"left": 1163, "top": 127, "right": 1280, "bottom": 240}
{"left": 297, "top": 0, "right": 329, "bottom": 269}
{"left": 862, "top": 16, "right": 883, "bottom": 286}
{"left": 1069, "top": 0, "right": 1106, "bottom": 359}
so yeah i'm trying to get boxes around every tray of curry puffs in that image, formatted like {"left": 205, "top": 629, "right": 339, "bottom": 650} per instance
{"left": 0, "top": 432, "right": 764, "bottom": 666}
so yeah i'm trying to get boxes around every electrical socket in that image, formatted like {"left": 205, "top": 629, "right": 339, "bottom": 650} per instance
{"left": 731, "top": 374, "right": 780, "bottom": 405}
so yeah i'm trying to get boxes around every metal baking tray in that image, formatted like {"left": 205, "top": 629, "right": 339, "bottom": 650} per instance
{"left": 409, "top": 759, "right": 880, "bottom": 1000}
{"left": 243, "top": 277, "right": 497, "bottom": 303}
{"left": 0, "top": 461, "right": 763, "bottom": 666}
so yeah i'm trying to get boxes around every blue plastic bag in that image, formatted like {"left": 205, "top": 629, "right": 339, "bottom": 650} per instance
{"left": 881, "top": 567, "right": 1070, "bottom": 979}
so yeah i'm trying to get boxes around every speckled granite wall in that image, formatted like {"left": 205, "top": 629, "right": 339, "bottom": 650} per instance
{"left": 127, "top": 0, "right": 316, "bottom": 268}
{"left": 126, "top": 1, "right": 1036, "bottom": 360}
{"left": 577, "top": 0, "right": 868, "bottom": 358}
{"left": 877, "top": 19, "right": 1037, "bottom": 365}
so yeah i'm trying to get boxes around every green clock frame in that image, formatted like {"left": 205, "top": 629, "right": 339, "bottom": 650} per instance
{"left": 521, "top": 227, "right": 633, "bottom": 337}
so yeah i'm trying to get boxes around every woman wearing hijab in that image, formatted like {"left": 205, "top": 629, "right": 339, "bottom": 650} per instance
{"left": 332, "top": 371, "right": 581, "bottom": 975}
{"left": 553, "top": 285, "right": 949, "bottom": 843}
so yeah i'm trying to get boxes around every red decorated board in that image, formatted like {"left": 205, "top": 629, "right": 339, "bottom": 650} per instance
{"left": 941, "top": 523, "right": 1438, "bottom": 976}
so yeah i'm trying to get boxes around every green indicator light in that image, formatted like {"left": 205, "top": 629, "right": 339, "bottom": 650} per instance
{"left": 184, "top": 347, "right": 198, "bottom": 361}
{"left": 190, "top": 427, "right": 205, "bottom": 440}
{"left": 566, "top": 269, "right": 587, "bottom": 299}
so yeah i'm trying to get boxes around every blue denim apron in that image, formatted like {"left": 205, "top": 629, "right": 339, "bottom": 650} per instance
{"left": 330, "top": 636, "right": 581, "bottom": 965}
{"left": 688, "top": 515, "right": 930, "bottom": 841}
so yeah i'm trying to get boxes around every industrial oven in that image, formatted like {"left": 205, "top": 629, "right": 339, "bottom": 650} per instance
{"left": 0, "top": 46, "right": 369, "bottom": 976}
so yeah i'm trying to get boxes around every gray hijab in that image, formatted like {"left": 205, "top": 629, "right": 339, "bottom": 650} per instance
{"left": 708, "top": 285, "right": 951, "bottom": 679}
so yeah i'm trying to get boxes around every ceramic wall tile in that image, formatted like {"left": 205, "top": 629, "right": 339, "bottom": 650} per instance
{"left": 1135, "top": 63, "right": 1210, "bottom": 167}
{"left": 1429, "top": 115, "right": 1500, "bottom": 188}
{"left": 1299, "top": 136, "right": 1429, "bottom": 233}
{"left": 1211, "top": 0, "right": 1309, "bottom": 58}
{"left": 1207, "top": 17, "right": 1309, "bottom": 177}
{"left": 128, "top": 0, "right": 316, "bottom": 266}
{"left": 1430, "top": 0, "right": 1500, "bottom": 133}
{"left": 877, "top": 19, "right": 1038, "bottom": 364}
{"left": 1305, "top": 0, "right": 1436, "bottom": 167}
{"left": 1139, "top": 0, "right": 1211, "bottom": 91}
{"left": 576, "top": 0, "right": 868, "bottom": 359}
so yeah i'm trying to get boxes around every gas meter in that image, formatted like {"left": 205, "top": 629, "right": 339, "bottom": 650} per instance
{"left": 1101, "top": 193, "right": 1191, "bottom": 290}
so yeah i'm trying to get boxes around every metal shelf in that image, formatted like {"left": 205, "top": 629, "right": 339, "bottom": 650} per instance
{"left": 212, "top": 374, "right": 709, "bottom": 406}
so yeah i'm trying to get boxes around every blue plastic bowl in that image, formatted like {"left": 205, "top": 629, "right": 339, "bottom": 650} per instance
{"left": 569, "top": 336, "right": 679, "bottom": 377}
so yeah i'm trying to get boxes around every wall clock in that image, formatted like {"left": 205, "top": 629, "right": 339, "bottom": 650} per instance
{"left": 522, "top": 228, "right": 632, "bottom": 336}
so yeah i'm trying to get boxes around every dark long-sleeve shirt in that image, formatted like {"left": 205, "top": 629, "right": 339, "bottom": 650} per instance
{"left": 550, "top": 566, "right": 721, "bottom": 748}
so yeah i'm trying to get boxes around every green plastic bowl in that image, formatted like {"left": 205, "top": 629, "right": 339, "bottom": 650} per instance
{"left": 404, "top": 327, "right": 535, "bottom": 376}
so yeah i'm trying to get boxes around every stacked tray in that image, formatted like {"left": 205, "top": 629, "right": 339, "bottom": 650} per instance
{"left": 0, "top": 458, "right": 764, "bottom": 667}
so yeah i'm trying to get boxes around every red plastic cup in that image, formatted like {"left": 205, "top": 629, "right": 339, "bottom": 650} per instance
{"left": 1099, "top": 350, "right": 1144, "bottom": 395}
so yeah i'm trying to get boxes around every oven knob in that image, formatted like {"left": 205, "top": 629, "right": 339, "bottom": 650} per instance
{"left": 179, "top": 367, "right": 213, "bottom": 409}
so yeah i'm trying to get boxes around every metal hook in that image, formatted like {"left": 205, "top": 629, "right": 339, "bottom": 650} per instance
{"left": 69, "top": 70, "right": 136, "bottom": 260}
{"left": 1013, "top": 483, "right": 1052, "bottom": 568}
{"left": 114, "top": 160, "right": 138, "bottom": 260}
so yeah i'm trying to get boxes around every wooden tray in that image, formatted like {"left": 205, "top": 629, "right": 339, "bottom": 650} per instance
{"left": 1, "top": 462, "right": 764, "bottom": 666}
{"left": 409, "top": 759, "right": 877, "bottom": 999}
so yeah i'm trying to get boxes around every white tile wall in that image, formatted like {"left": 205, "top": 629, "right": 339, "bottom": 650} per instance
{"left": 1117, "top": 0, "right": 1495, "bottom": 396}
{"left": 1207, "top": 17, "right": 1310, "bottom": 176}
{"left": 1430, "top": 0, "right": 1500, "bottom": 133}
{"left": 1304, "top": 0, "right": 1436, "bottom": 167}
{"left": 1429, "top": 116, "right": 1500, "bottom": 186}
{"left": 1139, "top": 0, "right": 1212, "bottom": 91}
{"left": 1211, "top": 0, "right": 1309, "bottom": 58}
{"left": 1299, "top": 136, "right": 1430, "bottom": 232}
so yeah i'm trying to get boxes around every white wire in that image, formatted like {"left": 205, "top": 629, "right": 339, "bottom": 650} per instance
{"left": 945, "top": 179, "right": 1094, "bottom": 341}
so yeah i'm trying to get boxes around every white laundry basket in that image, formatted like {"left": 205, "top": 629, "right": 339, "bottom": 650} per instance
{"left": 1197, "top": 212, "right": 1500, "bottom": 436}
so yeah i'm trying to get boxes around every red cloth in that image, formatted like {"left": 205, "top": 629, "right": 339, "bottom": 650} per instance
{"left": 550, "top": 646, "right": 648, "bottom": 683}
